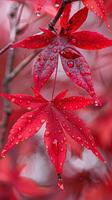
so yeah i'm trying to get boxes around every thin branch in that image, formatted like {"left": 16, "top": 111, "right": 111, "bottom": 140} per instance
{"left": 0, "top": 3, "right": 23, "bottom": 147}
{"left": 16, "top": 4, "right": 24, "bottom": 25}
{"left": 0, "top": 2, "right": 44, "bottom": 147}
{"left": 49, "top": 0, "right": 66, "bottom": 30}
{"left": 1, "top": 49, "right": 40, "bottom": 147}
{"left": 5, "top": 50, "right": 40, "bottom": 82}
{"left": 48, "top": 0, "right": 79, "bottom": 31}
{"left": 0, "top": 42, "right": 12, "bottom": 55}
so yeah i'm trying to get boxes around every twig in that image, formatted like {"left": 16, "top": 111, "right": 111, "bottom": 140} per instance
{"left": 4, "top": 50, "right": 40, "bottom": 82}
{"left": 0, "top": 4, "right": 26, "bottom": 57}
{"left": 16, "top": 4, "right": 24, "bottom": 25}
{"left": 0, "top": 3, "right": 23, "bottom": 147}
{"left": 1, "top": 50, "right": 40, "bottom": 146}
{"left": 48, "top": 0, "right": 79, "bottom": 31}
{"left": 49, "top": 0, "right": 66, "bottom": 30}
{"left": 0, "top": 2, "right": 43, "bottom": 147}
{"left": 0, "top": 42, "right": 12, "bottom": 55}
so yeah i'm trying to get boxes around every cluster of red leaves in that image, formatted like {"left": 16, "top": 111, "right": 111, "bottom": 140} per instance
{"left": 0, "top": 156, "right": 50, "bottom": 200}
{"left": 55, "top": 169, "right": 112, "bottom": 200}
{"left": 12, "top": 7, "right": 112, "bottom": 101}
{"left": 11, "top": 0, "right": 110, "bottom": 26}
{"left": 82, "top": 0, "right": 109, "bottom": 25}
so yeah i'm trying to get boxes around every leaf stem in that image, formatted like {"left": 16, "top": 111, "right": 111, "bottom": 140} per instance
{"left": 52, "top": 65, "right": 58, "bottom": 100}
{"left": 49, "top": 1, "right": 66, "bottom": 31}
{"left": 4, "top": 50, "right": 40, "bottom": 82}
{"left": 48, "top": 0, "right": 80, "bottom": 31}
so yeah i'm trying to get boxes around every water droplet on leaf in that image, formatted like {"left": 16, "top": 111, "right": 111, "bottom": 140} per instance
{"left": 27, "top": 107, "right": 32, "bottom": 110}
{"left": 11, "top": 98, "right": 16, "bottom": 102}
{"left": 50, "top": 56, "right": 54, "bottom": 61}
{"left": 36, "top": 10, "right": 41, "bottom": 17}
{"left": 55, "top": 3, "right": 59, "bottom": 8}
{"left": 67, "top": 61, "right": 74, "bottom": 68}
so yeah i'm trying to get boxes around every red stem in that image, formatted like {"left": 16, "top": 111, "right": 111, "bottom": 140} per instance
{"left": 52, "top": 65, "right": 58, "bottom": 100}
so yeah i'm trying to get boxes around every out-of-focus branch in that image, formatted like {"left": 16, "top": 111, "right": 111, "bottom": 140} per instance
{"left": 0, "top": 2, "right": 45, "bottom": 147}
{"left": 0, "top": 3, "right": 24, "bottom": 147}
{"left": 1, "top": 49, "right": 40, "bottom": 146}
{"left": 0, "top": 42, "right": 12, "bottom": 55}
{"left": 4, "top": 50, "right": 40, "bottom": 83}
{"left": 0, "top": 13, "right": 46, "bottom": 56}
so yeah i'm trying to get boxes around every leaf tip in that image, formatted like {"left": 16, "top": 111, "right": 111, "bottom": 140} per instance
{"left": 57, "top": 174, "right": 64, "bottom": 191}
{"left": 94, "top": 98, "right": 103, "bottom": 107}
{"left": 0, "top": 150, "right": 7, "bottom": 158}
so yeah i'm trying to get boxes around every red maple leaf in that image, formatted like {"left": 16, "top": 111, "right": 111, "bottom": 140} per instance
{"left": 12, "top": 7, "right": 112, "bottom": 104}
{"left": 82, "top": 0, "right": 110, "bottom": 27}
{"left": 54, "top": 0, "right": 109, "bottom": 27}
{"left": 0, "top": 89, "right": 104, "bottom": 189}
{"left": 11, "top": 0, "right": 109, "bottom": 27}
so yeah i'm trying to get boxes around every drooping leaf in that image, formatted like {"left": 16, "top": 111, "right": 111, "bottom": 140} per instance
{"left": 44, "top": 108, "right": 67, "bottom": 174}
{"left": 60, "top": 46, "right": 98, "bottom": 100}
{"left": 33, "top": 39, "right": 58, "bottom": 90}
